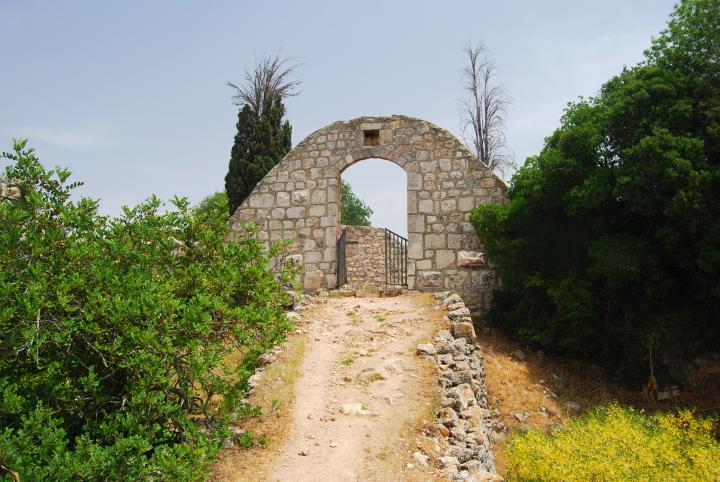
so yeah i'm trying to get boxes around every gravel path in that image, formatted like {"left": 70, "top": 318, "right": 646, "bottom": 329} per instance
{"left": 262, "top": 293, "right": 441, "bottom": 481}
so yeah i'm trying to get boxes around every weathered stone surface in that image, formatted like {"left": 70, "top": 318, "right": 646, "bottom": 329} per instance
{"left": 422, "top": 293, "right": 497, "bottom": 476}
{"left": 417, "top": 343, "right": 437, "bottom": 356}
{"left": 448, "top": 307, "right": 471, "bottom": 320}
{"left": 303, "top": 270, "right": 325, "bottom": 291}
{"left": 457, "top": 250, "right": 487, "bottom": 267}
{"left": 417, "top": 271, "right": 442, "bottom": 288}
{"left": 343, "top": 225, "right": 386, "bottom": 289}
{"left": 452, "top": 322, "right": 478, "bottom": 344}
{"left": 228, "top": 115, "right": 507, "bottom": 311}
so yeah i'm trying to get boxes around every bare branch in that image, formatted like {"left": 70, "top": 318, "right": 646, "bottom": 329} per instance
{"left": 228, "top": 52, "right": 302, "bottom": 116}
{"left": 460, "top": 42, "right": 511, "bottom": 177}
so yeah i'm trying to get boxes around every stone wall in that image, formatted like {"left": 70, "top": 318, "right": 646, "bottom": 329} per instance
{"left": 343, "top": 225, "right": 386, "bottom": 290}
{"left": 229, "top": 115, "right": 508, "bottom": 312}
{"left": 415, "top": 291, "right": 498, "bottom": 480}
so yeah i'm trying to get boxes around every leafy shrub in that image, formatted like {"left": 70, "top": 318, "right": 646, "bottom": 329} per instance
{"left": 471, "top": 0, "right": 720, "bottom": 383}
{"left": 195, "top": 191, "right": 230, "bottom": 224}
{"left": 0, "top": 140, "right": 295, "bottom": 480}
{"left": 505, "top": 405, "right": 720, "bottom": 481}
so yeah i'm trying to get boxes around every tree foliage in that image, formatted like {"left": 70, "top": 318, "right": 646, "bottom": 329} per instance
{"left": 228, "top": 54, "right": 301, "bottom": 118}
{"left": 195, "top": 191, "right": 229, "bottom": 223}
{"left": 0, "top": 141, "right": 295, "bottom": 480}
{"left": 225, "top": 53, "right": 299, "bottom": 215}
{"left": 340, "top": 180, "right": 373, "bottom": 226}
{"left": 471, "top": 0, "right": 720, "bottom": 383}
{"left": 224, "top": 102, "right": 292, "bottom": 216}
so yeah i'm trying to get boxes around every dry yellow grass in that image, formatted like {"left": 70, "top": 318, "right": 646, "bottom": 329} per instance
{"left": 479, "top": 330, "right": 720, "bottom": 475}
{"left": 210, "top": 312, "right": 308, "bottom": 481}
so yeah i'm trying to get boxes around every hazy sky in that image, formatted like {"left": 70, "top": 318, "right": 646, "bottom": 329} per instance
{"left": 1, "top": 0, "right": 677, "bottom": 235}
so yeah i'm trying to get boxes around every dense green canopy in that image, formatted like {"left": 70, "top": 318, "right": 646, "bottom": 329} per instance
{"left": 340, "top": 180, "right": 373, "bottom": 226}
{"left": 471, "top": 0, "right": 719, "bottom": 383}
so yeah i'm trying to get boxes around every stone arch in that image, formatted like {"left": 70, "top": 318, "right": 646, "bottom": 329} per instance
{"left": 229, "top": 115, "right": 507, "bottom": 312}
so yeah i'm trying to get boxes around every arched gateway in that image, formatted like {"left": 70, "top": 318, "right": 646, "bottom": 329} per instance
{"left": 229, "top": 115, "right": 507, "bottom": 312}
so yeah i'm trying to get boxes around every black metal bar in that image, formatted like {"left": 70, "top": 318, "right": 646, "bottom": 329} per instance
{"left": 384, "top": 228, "right": 408, "bottom": 287}
{"left": 384, "top": 230, "right": 388, "bottom": 286}
{"left": 337, "top": 228, "right": 347, "bottom": 288}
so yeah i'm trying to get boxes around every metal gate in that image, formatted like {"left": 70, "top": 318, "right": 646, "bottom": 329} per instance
{"left": 337, "top": 228, "right": 347, "bottom": 288}
{"left": 385, "top": 229, "right": 408, "bottom": 286}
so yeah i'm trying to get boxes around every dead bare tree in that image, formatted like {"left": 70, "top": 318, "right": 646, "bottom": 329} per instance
{"left": 461, "top": 42, "right": 511, "bottom": 176}
{"left": 228, "top": 52, "right": 302, "bottom": 115}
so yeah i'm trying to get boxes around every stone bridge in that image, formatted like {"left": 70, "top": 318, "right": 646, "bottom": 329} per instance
{"left": 229, "top": 115, "right": 507, "bottom": 312}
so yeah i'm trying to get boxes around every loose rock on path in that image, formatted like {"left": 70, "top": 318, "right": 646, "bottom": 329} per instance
{"left": 215, "top": 293, "right": 445, "bottom": 482}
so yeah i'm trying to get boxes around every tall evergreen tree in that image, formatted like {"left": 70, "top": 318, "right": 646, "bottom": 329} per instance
{"left": 225, "top": 99, "right": 291, "bottom": 214}
{"left": 225, "top": 54, "right": 300, "bottom": 215}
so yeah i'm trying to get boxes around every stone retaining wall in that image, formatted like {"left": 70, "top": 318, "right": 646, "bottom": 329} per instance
{"left": 416, "top": 291, "right": 500, "bottom": 481}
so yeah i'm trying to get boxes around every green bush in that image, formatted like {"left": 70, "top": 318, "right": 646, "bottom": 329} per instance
{"left": 195, "top": 191, "right": 230, "bottom": 224}
{"left": 0, "top": 140, "right": 295, "bottom": 480}
{"left": 471, "top": 0, "right": 720, "bottom": 383}
{"left": 505, "top": 405, "right": 720, "bottom": 481}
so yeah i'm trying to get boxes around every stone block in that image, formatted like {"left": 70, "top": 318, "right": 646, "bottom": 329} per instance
{"left": 417, "top": 271, "right": 442, "bottom": 288}
{"left": 276, "top": 191, "right": 290, "bottom": 207}
{"left": 325, "top": 227, "right": 336, "bottom": 246}
{"left": 458, "top": 196, "right": 474, "bottom": 211}
{"left": 451, "top": 322, "right": 477, "bottom": 344}
{"left": 248, "top": 193, "right": 273, "bottom": 208}
{"left": 445, "top": 270, "right": 469, "bottom": 290}
{"left": 287, "top": 207, "right": 306, "bottom": 218}
{"left": 309, "top": 205, "right": 325, "bottom": 216}
{"left": 303, "top": 269, "right": 325, "bottom": 291}
{"left": 436, "top": 250, "right": 456, "bottom": 269}
{"left": 304, "top": 250, "right": 322, "bottom": 263}
{"left": 457, "top": 250, "right": 486, "bottom": 267}
{"left": 408, "top": 172, "right": 422, "bottom": 191}
{"left": 448, "top": 234, "right": 464, "bottom": 249}
{"left": 292, "top": 189, "right": 309, "bottom": 205}
{"left": 420, "top": 160, "right": 438, "bottom": 172}
{"left": 408, "top": 233, "right": 424, "bottom": 259}
{"left": 408, "top": 214, "right": 425, "bottom": 233}
{"left": 418, "top": 199, "right": 434, "bottom": 213}
{"left": 416, "top": 259, "right": 432, "bottom": 270}
{"left": 311, "top": 190, "right": 326, "bottom": 204}
{"left": 425, "top": 233, "right": 445, "bottom": 249}
{"left": 440, "top": 198, "right": 457, "bottom": 212}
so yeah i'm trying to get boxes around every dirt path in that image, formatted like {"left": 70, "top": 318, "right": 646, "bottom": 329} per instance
{"left": 215, "top": 293, "right": 444, "bottom": 482}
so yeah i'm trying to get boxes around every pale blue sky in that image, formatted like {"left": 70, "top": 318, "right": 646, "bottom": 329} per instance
{"left": 1, "top": 0, "right": 677, "bottom": 234}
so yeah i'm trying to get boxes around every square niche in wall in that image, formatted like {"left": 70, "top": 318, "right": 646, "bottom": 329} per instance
{"left": 363, "top": 129, "right": 380, "bottom": 146}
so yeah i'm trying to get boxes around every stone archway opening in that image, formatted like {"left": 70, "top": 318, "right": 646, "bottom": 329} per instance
{"left": 337, "top": 158, "right": 408, "bottom": 292}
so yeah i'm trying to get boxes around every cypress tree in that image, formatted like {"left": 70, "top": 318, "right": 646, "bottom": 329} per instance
{"left": 225, "top": 98, "right": 292, "bottom": 215}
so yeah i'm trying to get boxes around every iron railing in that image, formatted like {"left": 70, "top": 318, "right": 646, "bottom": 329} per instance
{"left": 384, "top": 228, "right": 408, "bottom": 287}
{"left": 337, "top": 228, "right": 347, "bottom": 288}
